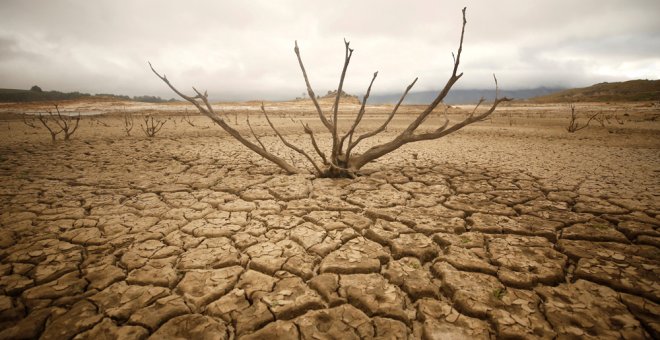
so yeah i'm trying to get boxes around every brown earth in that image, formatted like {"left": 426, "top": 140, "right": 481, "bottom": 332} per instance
{"left": 0, "top": 98, "right": 659, "bottom": 339}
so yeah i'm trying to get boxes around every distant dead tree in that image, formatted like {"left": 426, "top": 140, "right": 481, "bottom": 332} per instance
{"left": 151, "top": 7, "right": 510, "bottom": 178}
{"left": 51, "top": 105, "right": 81, "bottom": 140}
{"left": 181, "top": 110, "right": 210, "bottom": 129}
{"left": 22, "top": 114, "right": 39, "bottom": 129}
{"left": 36, "top": 114, "right": 61, "bottom": 142}
{"left": 181, "top": 110, "right": 196, "bottom": 127}
{"left": 593, "top": 111, "right": 606, "bottom": 127}
{"left": 36, "top": 105, "right": 80, "bottom": 141}
{"left": 124, "top": 112, "right": 134, "bottom": 136}
{"left": 566, "top": 103, "right": 600, "bottom": 133}
{"left": 90, "top": 116, "right": 110, "bottom": 127}
{"left": 140, "top": 114, "right": 166, "bottom": 137}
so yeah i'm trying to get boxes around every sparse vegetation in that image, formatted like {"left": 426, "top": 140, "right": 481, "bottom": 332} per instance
{"left": 34, "top": 104, "right": 80, "bottom": 142}
{"left": 566, "top": 103, "right": 601, "bottom": 133}
{"left": 22, "top": 115, "right": 39, "bottom": 129}
{"left": 151, "top": 7, "right": 510, "bottom": 178}
{"left": 180, "top": 110, "right": 208, "bottom": 129}
{"left": 594, "top": 112, "right": 606, "bottom": 127}
{"left": 90, "top": 116, "right": 110, "bottom": 127}
{"left": 124, "top": 112, "right": 134, "bottom": 136}
{"left": 140, "top": 114, "right": 166, "bottom": 137}
{"left": 493, "top": 287, "right": 507, "bottom": 300}
{"left": 36, "top": 114, "right": 61, "bottom": 142}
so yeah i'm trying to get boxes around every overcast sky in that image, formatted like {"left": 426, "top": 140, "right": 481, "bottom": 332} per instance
{"left": 1, "top": 0, "right": 659, "bottom": 100}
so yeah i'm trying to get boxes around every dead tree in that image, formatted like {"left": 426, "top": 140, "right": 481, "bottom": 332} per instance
{"left": 140, "top": 114, "right": 166, "bottom": 137}
{"left": 124, "top": 112, "right": 134, "bottom": 136}
{"left": 23, "top": 114, "right": 39, "bottom": 129}
{"left": 181, "top": 111, "right": 196, "bottom": 127}
{"left": 151, "top": 7, "right": 510, "bottom": 178}
{"left": 49, "top": 105, "right": 81, "bottom": 140}
{"left": 593, "top": 111, "right": 606, "bottom": 127}
{"left": 35, "top": 105, "right": 80, "bottom": 142}
{"left": 181, "top": 111, "right": 210, "bottom": 129}
{"left": 566, "top": 104, "right": 600, "bottom": 133}
{"left": 36, "top": 114, "right": 61, "bottom": 142}
{"left": 91, "top": 116, "right": 110, "bottom": 127}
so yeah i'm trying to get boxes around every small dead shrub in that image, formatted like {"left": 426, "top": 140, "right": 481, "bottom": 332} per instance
{"left": 36, "top": 104, "right": 81, "bottom": 142}
{"left": 124, "top": 112, "right": 134, "bottom": 136}
{"left": 566, "top": 103, "right": 600, "bottom": 133}
{"left": 140, "top": 114, "right": 166, "bottom": 137}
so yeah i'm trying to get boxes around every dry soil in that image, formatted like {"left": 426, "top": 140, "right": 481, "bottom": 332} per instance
{"left": 0, "top": 99, "right": 659, "bottom": 339}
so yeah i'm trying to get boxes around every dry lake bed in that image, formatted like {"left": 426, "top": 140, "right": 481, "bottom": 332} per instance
{"left": 0, "top": 99, "right": 659, "bottom": 339}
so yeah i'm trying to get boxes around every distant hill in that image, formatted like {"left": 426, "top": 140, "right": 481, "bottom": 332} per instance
{"left": 294, "top": 89, "right": 361, "bottom": 105}
{"left": 368, "top": 87, "right": 565, "bottom": 105}
{"left": 0, "top": 88, "right": 93, "bottom": 102}
{"left": 528, "top": 79, "right": 660, "bottom": 103}
{"left": 0, "top": 88, "right": 178, "bottom": 103}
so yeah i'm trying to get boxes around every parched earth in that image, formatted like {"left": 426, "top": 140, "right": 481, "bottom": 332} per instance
{"left": 0, "top": 119, "right": 659, "bottom": 339}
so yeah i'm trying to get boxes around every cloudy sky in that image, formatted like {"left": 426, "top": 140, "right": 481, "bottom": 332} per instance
{"left": 1, "top": 0, "right": 658, "bottom": 100}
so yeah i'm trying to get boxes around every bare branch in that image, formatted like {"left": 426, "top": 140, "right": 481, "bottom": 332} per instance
{"left": 469, "top": 97, "right": 485, "bottom": 118}
{"left": 182, "top": 112, "right": 196, "bottom": 127}
{"left": 90, "top": 116, "right": 109, "bottom": 127}
{"left": 329, "top": 39, "right": 354, "bottom": 162}
{"left": 399, "top": 7, "right": 467, "bottom": 135}
{"left": 23, "top": 113, "right": 39, "bottom": 129}
{"left": 192, "top": 87, "right": 220, "bottom": 119}
{"left": 34, "top": 105, "right": 81, "bottom": 141}
{"left": 294, "top": 41, "right": 333, "bottom": 132}
{"left": 149, "top": 62, "right": 301, "bottom": 174}
{"left": 124, "top": 112, "right": 134, "bottom": 136}
{"left": 141, "top": 115, "right": 166, "bottom": 137}
{"left": 246, "top": 115, "right": 267, "bottom": 151}
{"left": 349, "top": 71, "right": 511, "bottom": 170}
{"left": 594, "top": 111, "right": 606, "bottom": 127}
{"left": 23, "top": 114, "right": 38, "bottom": 128}
{"left": 50, "top": 105, "right": 66, "bottom": 131}
{"left": 66, "top": 114, "right": 81, "bottom": 140}
{"left": 37, "top": 113, "right": 62, "bottom": 142}
{"left": 302, "top": 122, "right": 328, "bottom": 165}
{"left": 339, "top": 71, "right": 378, "bottom": 155}
{"left": 347, "top": 77, "right": 418, "bottom": 157}
{"left": 261, "top": 104, "right": 322, "bottom": 175}
{"left": 566, "top": 104, "right": 601, "bottom": 133}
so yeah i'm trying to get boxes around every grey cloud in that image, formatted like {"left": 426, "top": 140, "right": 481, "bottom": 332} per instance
{"left": 0, "top": 0, "right": 658, "bottom": 100}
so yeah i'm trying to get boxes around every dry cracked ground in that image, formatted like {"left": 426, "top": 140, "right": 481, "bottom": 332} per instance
{"left": 0, "top": 103, "right": 659, "bottom": 339}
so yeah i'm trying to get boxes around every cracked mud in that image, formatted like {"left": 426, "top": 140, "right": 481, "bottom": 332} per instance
{"left": 0, "top": 102, "right": 659, "bottom": 339}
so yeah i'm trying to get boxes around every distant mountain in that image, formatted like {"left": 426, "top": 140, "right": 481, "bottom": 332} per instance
{"left": 368, "top": 87, "right": 565, "bottom": 105}
{"left": 528, "top": 79, "right": 660, "bottom": 103}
